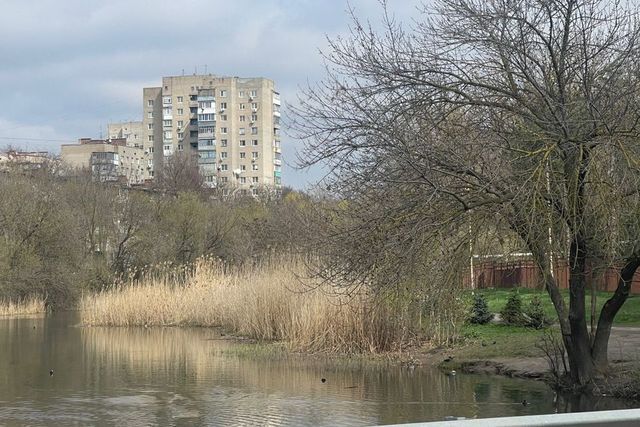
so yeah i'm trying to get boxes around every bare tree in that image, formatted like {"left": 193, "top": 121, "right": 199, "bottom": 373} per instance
{"left": 155, "top": 152, "right": 205, "bottom": 196}
{"left": 292, "top": 0, "right": 640, "bottom": 387}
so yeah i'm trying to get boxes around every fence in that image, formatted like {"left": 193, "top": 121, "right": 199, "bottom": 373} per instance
{"left": 468, "top": 256, "right": 640, "bottom": 294}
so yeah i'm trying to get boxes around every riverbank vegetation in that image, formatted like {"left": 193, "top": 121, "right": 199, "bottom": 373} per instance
{"left": 0, "top": 296, "right": 46, "bottom": 317}
{"left": 82, "top": 257, "right": 463, "bottom": 353}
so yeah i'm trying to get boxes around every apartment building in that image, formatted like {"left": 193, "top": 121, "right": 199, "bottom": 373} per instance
{"left": 107, "top": 121, "right": 143, "bottom": 148}
{"left": 61, "top": 138, "right": 147, "bottom": 185}
{"left": 142, "top": 75, "right": 282, "bottom": 193}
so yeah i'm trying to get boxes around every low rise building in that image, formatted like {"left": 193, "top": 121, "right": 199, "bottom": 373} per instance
{"left": 61, "top": 138, "right": 148, "bottom": 185}
{"left": 107, "top": 121, "right": 144, "bottom": 148}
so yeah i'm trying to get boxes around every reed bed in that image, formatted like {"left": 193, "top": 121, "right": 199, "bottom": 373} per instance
{"left": 0, "top": 297, "right": 46, "bottom": 317}
{"left": 81, "top": 258, "right": 418, "bottom": 353}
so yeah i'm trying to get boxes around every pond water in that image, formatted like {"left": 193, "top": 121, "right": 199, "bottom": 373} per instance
{"left": 0, "top": 313, "right": 635, "bottom": 426}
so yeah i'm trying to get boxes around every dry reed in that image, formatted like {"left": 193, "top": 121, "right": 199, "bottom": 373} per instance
{"left": 0, "top": 297, "right": 46, "bottom": 317}
{"left": 81, "top": 258, "right": 418, "bottom": 353}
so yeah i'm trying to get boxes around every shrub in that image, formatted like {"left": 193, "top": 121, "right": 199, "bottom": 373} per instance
{"left": 468, "top": 293, "right": 493, "bottom": 324}
{"left": 501, "top": 291, "right": 526, "bottom": 326}
{"left": 526, "top": 295, "right": 549, "bottom": 329}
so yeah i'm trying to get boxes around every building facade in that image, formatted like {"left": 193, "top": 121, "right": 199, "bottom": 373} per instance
{"left": 107, "top": 121, "right": 143, "bottom": 148}
{"left": 61, "top": 138, "right": 147, "bottom": 185}
{"left": 142, "top": 75, "right": 282, "bottom": 193}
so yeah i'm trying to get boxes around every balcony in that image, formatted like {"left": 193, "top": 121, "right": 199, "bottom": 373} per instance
{"left": 272, "top": 92, "right": 281, "bottom": 106}
{"left": 198, "top": 157, "right": 217, "bottom": 165}
{"left": 198, "top": 129, "right": 215, "bottom": 138}
{"left": 198, "top": 140, "right": 216, "bottom": 150}
{"left": 274, "top": 159, "right": 282, "bottom": 166}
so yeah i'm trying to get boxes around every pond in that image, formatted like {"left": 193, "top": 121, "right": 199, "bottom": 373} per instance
{"left": 0, "top": 313, "right": 635, "bottom": 426}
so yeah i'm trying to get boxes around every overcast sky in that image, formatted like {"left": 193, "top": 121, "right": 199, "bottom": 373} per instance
{"left": 0, "top": 0, "right": 422, "bottom": 189}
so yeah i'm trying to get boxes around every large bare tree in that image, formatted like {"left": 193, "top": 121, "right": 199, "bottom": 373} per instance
{"left": 292, "top": 0, "right": 640, "bottom": 387}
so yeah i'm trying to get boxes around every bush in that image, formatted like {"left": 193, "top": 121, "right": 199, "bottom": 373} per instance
{"left": 468, "top": 293, "right": 493, "bottom": 324}
{"left": 526, "top": 295, "right": 549, "bottom": 329}
{"left": 501, "top": 291, "right": 526, "bottom": 326}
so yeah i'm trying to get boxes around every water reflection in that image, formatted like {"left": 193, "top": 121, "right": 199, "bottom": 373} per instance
{"left": 0, "top": 313, "right": 635, "bottom": 426}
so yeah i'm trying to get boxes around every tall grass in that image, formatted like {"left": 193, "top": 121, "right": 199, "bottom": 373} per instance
{"left": 82, "top": 257, "right": 460, "bottom": 353}
{"left": 0, "top": 297, "right": 46, "bottom": 317}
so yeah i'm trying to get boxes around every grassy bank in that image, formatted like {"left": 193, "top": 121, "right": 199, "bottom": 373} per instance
{"left": 472, "top": 288, "right": 640, "bottom": 326}
{"left": 0, "top": 297, "right": 46, "bottom": 317}
{"left": 81, "top": 258, "right": 430, "bottom": 354}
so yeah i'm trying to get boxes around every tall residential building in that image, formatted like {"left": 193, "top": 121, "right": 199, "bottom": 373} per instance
{"left": 142, "top": 75, "right": 282, "bottom": 193}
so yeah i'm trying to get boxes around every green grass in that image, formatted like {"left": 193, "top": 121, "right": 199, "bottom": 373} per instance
{"left": 454, "top": 324, "right": 551, "bottom": 360}
{"left": 444, "top": 288, "right": 640, "bottom": 362}
{"left": 471, "top": 287, "right": 640, "bottom": 326}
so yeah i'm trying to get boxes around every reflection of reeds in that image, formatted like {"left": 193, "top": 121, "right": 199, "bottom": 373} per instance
{"left": 81, "top": 258, "right": 412, "bottom": 353}
{"left": 0, "top": 297, "right": 46, "bottom": 317}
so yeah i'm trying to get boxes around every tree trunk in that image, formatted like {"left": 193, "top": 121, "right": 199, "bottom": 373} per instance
{"left": 591, "top": 257, "right": 640, "bottom": 371}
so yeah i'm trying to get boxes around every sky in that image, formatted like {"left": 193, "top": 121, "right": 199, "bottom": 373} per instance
{"left": 0, "top": 0, "right": 423, "bottom": 189}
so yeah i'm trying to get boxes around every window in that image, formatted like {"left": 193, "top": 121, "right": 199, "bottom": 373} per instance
{"left": 219, "top": 102, "right": 227, "bottom": 110}
{"left": 163, "top": 120, "right": 172, "bottom": 127}
{"left": 239, "top": 103, "right": 245, "bottom": 110}
{"left": 251, "top": 127, "right": 258, "bottom": 135}
{"left": 206, "top": 175, "right": 214, "bottom": 182}
{"left": 239, "top": 115, "right": 246, "bottom": 122}
{"left": 148, "top": 146, "right": 154, "bottom": 153}
{"left": 220, "top": 164, "right": 228, "bottom": 171}
{"left": 178, "top": 132, "right": 184, "bottom": 139}
{"left": 177, "top": 108, "right": 184, "bottom": 115}
{"left": 164, "top": 131, "right": 172, "bottom": 139}
{"left": 163, "top": 96, "right": 172, "bottom": 104}
{"left": 190, "top": 94, "right": 197, "bottom": 101}
{"left": 252, "top": 152, "right": 259, "bottom": 158}
{"left": 220, "top": 127, "right": 228, "bottom": 134}
{"left": 190, "top": 130, "right": 198, "bottom": 137}
{"left": 190, "top": 118, "right": 197, "bottom": 125}
{"left": 240, "top": 152, "right": 246, "bottom": 159}
{"left": 251, "top": 114, "right": 258, "bottom": 122}
{"left": 252, "top": 177, "right": 259, "bottom": 183}
{"left": 200, "top": 101, "right": 212, "bottom": 109}
{"left": 177, "top": 120, "right": 184, "bottom": 127}
{"left": 221, "top": 177, "right": 228, "bottom": 183}
{"left": 220, "top": 152, "right": 228, "bottom": 159}
{"left": 148, "top": 135, "right": 154, "bottom": 142}
{"left": 221, "top": 139, "right": 228, "bottom": 147}
{"left": 241, "top": 164, "right": 247, "bottom": 171}
{"left": 239, "top": 128, "right": 245, "bottom": 135}
{"left": 252, "top": 164, "right": 259, "bottom": 171}
{"left": 240, "top": 177, "right": 246, "bottom": 184}
{"left": 148, "top": 123, "right": 153, "bottom": 130}
{"left": 220, "top": 114, "right": 227, "bottom": 121}
{"left": 147, "top": 112, "right": 153, "bottom": 118}
{"left": 147, "top": 100, "right": 154, "bottom": 107}
{"left": 164, "top": 144, "right": 171, "bottom": 151}
{"left": 177, "top": 144, "right": 183, "bottom": 151}
{"left": 163, "top": 107, "right": 172, "bottom": 116}
{"left": 190, "top": 107, "right": 198, "bottom": 114}
{"left": 252, "top": 188, "right": 259, "bottom": 196}
{"left": 250, "top": 90, "right": 258, "bottom": 97}
{"left": 251, "top": 102, "right": 258, "bottom": 110}
{"left": 239, "top": 139, "right": 246, "bottom": 146}
{"left": 199, "top": 113, "right": 215, "bottom": 121}
{"left": 239, "top": 90, "right": 245, "bottom": 97}
{"left": 219, "top": 90, "right": 227, "bottom": 97}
